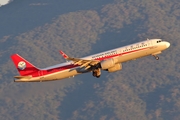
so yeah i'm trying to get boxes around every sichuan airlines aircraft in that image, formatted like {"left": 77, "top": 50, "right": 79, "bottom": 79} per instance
{"left": 11, "top": 39, "right": 170, "bottom": 82}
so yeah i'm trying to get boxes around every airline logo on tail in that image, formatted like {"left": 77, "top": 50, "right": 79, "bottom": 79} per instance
{"left": 18, "top": 61, "right": 26, "bottom": 70}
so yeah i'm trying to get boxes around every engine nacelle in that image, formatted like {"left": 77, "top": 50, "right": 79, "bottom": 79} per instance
{"left": 100, "top": 58, "right": 115, "bottom": 70}
{"left": 108, "top": 63, "right": 122, "bottom": 72}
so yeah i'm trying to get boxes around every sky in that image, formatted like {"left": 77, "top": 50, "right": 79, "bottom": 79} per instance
{"left": 0, "top": 0, "right": 11, "bottom": 6}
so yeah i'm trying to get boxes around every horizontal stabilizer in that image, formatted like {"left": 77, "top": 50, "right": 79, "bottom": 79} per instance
{"left": 14, "top": 76, "right": 32, "bottom": 79}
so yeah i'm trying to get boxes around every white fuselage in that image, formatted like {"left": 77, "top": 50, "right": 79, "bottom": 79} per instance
{"left": 14, "top": 39, "right": 170, "bottom": 82}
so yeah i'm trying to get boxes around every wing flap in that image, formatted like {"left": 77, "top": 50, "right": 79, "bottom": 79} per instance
{"left": 85, "top": 65, "right": 91, "bottom": 70}
{"left": 80, "top": 61, "right": 91, "bottom": 68}
{"left": 59, "top": 50, "right": 100, "bottom": 69}
{"left": 74, "top": 60, "right": 83, "bottom": 65}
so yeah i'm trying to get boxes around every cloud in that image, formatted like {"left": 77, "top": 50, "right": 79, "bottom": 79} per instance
{"left": 0, "top": 0, "right": 13, "bottom": 7}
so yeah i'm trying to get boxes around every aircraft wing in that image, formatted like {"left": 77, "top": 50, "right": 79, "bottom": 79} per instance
{"left": 59, "top": 50, "right": 100, "bottom": 69}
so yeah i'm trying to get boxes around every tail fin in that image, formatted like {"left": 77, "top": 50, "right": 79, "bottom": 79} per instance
{"left": 11, "top": 54, "right": 39, "bottom": 76}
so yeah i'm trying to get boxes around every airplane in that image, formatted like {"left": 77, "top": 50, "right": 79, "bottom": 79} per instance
{"left": 11, "top": 38, "right": 170, "bottom": 82}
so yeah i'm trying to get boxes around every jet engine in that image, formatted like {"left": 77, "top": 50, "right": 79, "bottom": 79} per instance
{"left": 100, "top": 58, "right": 122, "bottom": 72}
{"left": 100, "top": 58, "right": 115, "bottom": 70}
{"left": 107, "top": 63, "right": 122, "bottom": 72}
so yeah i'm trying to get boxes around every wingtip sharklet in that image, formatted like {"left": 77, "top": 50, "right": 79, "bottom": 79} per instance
{"left": 59, "top": 50, "right": 69, "bottom": 59}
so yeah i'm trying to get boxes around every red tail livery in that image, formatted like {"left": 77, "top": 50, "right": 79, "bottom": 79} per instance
{"left": 11, "top": 54, "right": 39, "bottom": 76}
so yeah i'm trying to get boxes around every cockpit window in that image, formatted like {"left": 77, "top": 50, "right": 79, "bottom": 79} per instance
{"left": 157, "top": 40, "right": 162, "bottom": 43}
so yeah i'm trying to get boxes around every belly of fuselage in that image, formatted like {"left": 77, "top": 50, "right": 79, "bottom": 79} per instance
{"left": 39, "top": 69, "right": 80, "bottom": 81}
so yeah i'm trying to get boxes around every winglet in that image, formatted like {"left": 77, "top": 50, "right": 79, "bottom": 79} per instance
{"left": 59, "top": 50, "right": 69, "bottom": 59}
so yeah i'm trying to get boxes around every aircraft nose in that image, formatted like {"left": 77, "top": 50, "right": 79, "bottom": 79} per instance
{"left": 166, "top": 42, "right": 170, "bottom": 48}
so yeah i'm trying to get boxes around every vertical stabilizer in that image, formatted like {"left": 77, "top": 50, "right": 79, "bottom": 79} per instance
{"left": 11, "top": 54, "right": 39, "bottom": 76}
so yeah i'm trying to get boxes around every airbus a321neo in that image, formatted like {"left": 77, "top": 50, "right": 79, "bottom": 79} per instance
{"left": 11, "top": 39, "right": 170, "bottom": 82}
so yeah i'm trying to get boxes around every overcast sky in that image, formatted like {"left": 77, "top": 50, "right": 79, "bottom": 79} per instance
{"left": 0, "top": 0, "right": 11, "bottom": 6}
